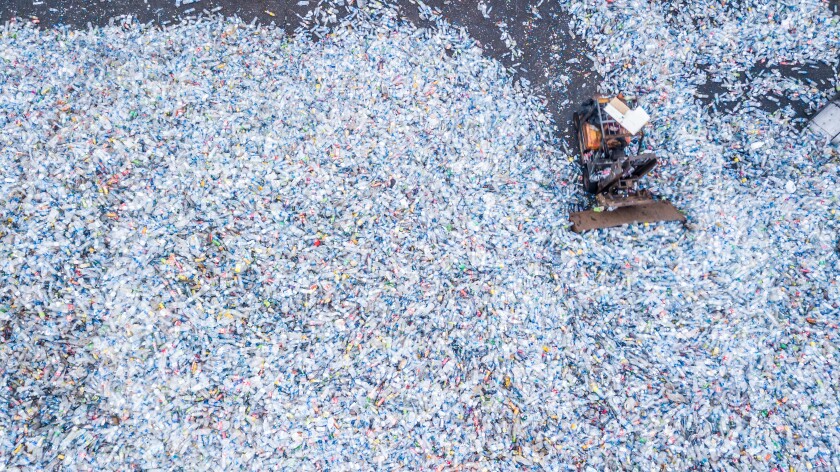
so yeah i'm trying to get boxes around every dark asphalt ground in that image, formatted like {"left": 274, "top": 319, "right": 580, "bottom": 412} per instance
{"left": 1, "top": 0, "right": 838, "bottom": 141}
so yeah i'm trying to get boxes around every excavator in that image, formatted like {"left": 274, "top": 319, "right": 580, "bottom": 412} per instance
{"left": 569, "top": 95, "right": 685, "bottom": 232}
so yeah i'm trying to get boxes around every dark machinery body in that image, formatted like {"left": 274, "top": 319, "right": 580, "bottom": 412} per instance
{"left": 569, "top": 96, "right": 685, "bottom": 232}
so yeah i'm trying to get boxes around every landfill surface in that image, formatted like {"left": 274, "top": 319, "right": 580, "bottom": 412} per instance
{"left": 4, "top": 0, "right": 838, "bottom": 138}
{"left": 0, "top": 0, "right": 600, "bottom": 145}
{"left": 1, "top": 1, "right": 840, "bottom": 470}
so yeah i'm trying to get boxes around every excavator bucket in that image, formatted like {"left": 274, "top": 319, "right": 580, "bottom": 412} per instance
{"left": 569, "top": 200, "right": 685, "bottom": 232}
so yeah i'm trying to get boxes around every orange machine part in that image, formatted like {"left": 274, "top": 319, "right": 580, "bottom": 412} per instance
{"left": 583, "top": 123, "right": 601, "bottom": 151}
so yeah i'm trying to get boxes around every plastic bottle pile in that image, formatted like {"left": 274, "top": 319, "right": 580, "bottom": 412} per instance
{"left": 1, "top": 3, "right": 839, "bottom": 470}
